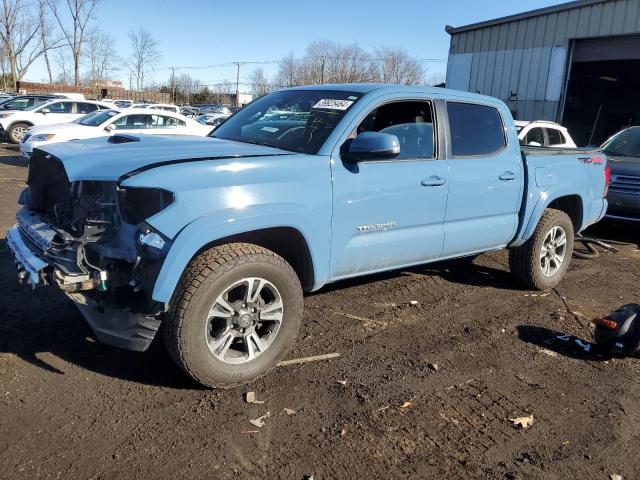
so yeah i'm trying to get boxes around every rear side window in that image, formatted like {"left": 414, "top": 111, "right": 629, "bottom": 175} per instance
{"left": 76, "top": 102, "right": 98, "bottom": 114}
{"left": 447, "top": 102, "right": 506, "bottom": 157}
{"left": 546, "top": 128, "right": 565, "bottom": 146}
{"left": 525, "top": 127, "right": 545, "bottom": 146}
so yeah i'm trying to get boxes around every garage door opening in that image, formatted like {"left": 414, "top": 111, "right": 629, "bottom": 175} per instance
{"left": 562, "top": 36, "right": 640, "bottom": 147}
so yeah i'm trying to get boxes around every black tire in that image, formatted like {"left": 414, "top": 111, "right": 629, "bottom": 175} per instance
{"left": 163, "top": 243, "right": 304, "bottom": 388}
{"left": 508, "top": 208, "right": 574, "bottom": 290}
{"left": 7, "top": 122, "right": 30, "bottom": 144}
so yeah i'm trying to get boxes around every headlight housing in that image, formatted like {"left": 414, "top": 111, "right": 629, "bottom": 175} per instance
{"left": 117, "top": 187, "right": 175, "bottom": 225}
{"left": 29, "top": 133, "right": 55, "bottom": 142}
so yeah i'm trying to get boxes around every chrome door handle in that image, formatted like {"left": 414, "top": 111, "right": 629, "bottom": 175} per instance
{"left": 499, "top": 171, "right": 517, "bottom": 181}
{"left": 421, "top": 176, "right": 447, "bottom": 187}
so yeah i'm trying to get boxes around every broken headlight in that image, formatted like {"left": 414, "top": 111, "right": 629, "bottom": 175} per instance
{"left": 118, "top": 187, "right": 174, "bottom": 225}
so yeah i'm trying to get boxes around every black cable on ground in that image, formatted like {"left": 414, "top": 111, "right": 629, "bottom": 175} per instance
{"left": 573, "top": 233, "right": 620, "bottom": 260}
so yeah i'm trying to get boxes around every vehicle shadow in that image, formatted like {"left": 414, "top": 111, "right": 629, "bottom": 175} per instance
{"left": 584, "top": 219, "right": 639, "bottom": 249}
{"left": 0, "top": 152, "right": 27, "bottom": 168}
{"left": 0, "top": 241, "right": 205, "bottom": 390}
{"left": 516, "top": 325, "right": 609, "bottom": 361}
{"left": 313, "top": 256, "right": 524, "bottom": 296}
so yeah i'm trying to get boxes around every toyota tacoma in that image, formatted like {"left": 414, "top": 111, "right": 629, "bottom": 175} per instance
{"left": 6, "top": 84, "right": 609, "bottom": 387}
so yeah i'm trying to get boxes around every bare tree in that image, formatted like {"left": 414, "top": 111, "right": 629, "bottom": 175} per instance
{"left": 248, "top": 66, "right": 272, "bottom": 97}
{"left": 83, "top": 28, "right": 118, "bottom": 86}
{"left": 370, "top": 46, "right": 424, "bottom": 85}
{"left": 276, "top": 41, "right": 373, "bottom": 87}
{"left": 425, "top": 71, "right": 446, "bottom": 87}
{"left": 47, "top": 0, "right": 99, "bottom": 86}
{"left": 53, "top": 46, "right": 72, "bottom": 84}
{"left": 275, "top": 52, "right": 298, "bottom": 88}
{"left": 38, "top": 0, "right": 56, "bottom": 83}
{"left": 127, "top": 28, "right": 161, "bottom": 91}
{"left": 0, "top": 0, "right": 55, "bottom": 89}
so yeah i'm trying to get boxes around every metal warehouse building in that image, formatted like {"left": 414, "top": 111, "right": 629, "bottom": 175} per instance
{"left": 445, "top": 0, "right": 640, "bottom": 146}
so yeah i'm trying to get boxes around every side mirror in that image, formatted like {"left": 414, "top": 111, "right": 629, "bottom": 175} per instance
{"left": 528, "top": 141, "right": 542, "bottom": 147}
{"left": 105, "top": 123, "right": 116, "bottom": 132}
{"left": 40, "top": 108, "right": 50, "bottom": 114}
{"left": 341, "top": 131, "right": 400, "bottom": 162}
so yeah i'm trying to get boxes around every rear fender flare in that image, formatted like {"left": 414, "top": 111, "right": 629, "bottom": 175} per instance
{"left": 512, "top": 188, "right": 585, "bottom": 247}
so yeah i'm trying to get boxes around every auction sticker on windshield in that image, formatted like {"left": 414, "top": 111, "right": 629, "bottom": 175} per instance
{"left": 312, "top": 99, "right": 354, "bottom": 110}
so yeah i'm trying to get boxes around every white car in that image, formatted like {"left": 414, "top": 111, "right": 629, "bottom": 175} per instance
{"left": 516, "top": 120, "right": 577, "bottom": 148}
{"left": 20, "top": 108, "right": 212, "bottom": 160}
{"left": 1, "top": 98, "right": 112, "bottom": 143}
{"left": 131, "top": 103, "right": 180, "bottom": 113}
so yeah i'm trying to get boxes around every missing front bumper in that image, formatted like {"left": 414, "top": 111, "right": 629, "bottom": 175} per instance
{"left": 6, "top": 225, "right": 162, "bottom": 352}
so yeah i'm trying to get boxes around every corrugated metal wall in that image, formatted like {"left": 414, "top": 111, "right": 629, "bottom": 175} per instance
{"left": 446, "top": 0, "right": 640, "bottom": 120}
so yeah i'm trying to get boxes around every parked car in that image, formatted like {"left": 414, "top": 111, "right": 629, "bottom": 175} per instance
{"left": 600, "top": 126, "right": 640, "bottom": 221}
{"left": 20, "top": 108, "right": 212, "bottom": 159}
{"left": 516, "top": 120, "right": 577, "bottom": 148}
{"left": 112, "top": 100, "right": 133, "bottom": 108}
{"left": 131, "top": 103, "right": 180, "bottom": 113}
{"left": 0, "top": 98, "right": 111, "bottom": 143}
{"left": 196, "top": 112, "right": 229, "bottom": 128}
{"left": 7, "top": 84, "right": 609, "bottom": 388}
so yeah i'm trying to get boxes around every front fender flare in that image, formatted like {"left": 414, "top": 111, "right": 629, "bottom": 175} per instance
{"left": 151, "top": 205, "right": 328, "bottom": 303}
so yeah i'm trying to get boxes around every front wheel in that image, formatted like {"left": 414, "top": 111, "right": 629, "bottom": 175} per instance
{"left": 509, "top": 208, "right": 574, "bottom": 290}
{"left": 8, "top": 122, "right": 30, "bottom": 143}
{"left": 163, "top": 243, "right": 304, "bottom": 388}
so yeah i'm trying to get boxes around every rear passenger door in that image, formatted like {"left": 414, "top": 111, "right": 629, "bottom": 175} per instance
{"left": 441, "top": 101, "right": 523, "bottom": 257}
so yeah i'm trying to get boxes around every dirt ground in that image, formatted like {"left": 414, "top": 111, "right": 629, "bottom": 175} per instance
{"left": 1, "top": 147, "right": 639, "bottom": 480}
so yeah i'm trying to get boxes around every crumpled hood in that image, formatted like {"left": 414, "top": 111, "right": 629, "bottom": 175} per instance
{"left": 37, "top": 135, "right": 292, "bottom": 181}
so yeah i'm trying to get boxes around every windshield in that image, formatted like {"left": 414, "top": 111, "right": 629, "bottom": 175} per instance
{"left": 601, "top": 128, "right": 640, "bottom": 158}
{"left": 211, "top": 89, "right": 362, "bottom": 154}
{"left": 76, "top": 109, "right": 119, "bottom": 126}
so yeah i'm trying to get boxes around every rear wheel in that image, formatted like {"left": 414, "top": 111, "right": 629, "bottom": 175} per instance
{"left": 8, "top": 122, "right": 30, "bottom": 144}
{"left": 163, "top": 243, "right": 304, "bottom": 388}
{"left": 509, "top": 208, "right": 574, "bottom": 290}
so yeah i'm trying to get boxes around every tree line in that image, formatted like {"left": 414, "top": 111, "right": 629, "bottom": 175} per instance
{"left": 0, "top": 1, "right": 445, "bottom": 102}
{"left": 0, "top": 0, "right": 161, "bottom": 92}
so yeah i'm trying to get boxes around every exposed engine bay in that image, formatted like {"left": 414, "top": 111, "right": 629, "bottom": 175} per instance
{"left": 17, "top": 149, "right": 174, "bottom": 317}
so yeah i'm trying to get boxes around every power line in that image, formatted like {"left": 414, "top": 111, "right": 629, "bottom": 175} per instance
{"left": 160, "top": 57, "right": 447, "bottom": 71}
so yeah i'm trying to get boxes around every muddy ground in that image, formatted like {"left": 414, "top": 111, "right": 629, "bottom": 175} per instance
{"left": 1, "top": 147, "right": 639, "bottom": 480}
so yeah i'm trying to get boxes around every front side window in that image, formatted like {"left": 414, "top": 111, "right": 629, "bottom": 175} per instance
{"left": 546, "top": 128, "right": 565, "bottom": 146}
{"left": 447, "top": 102, "right": 506, "bottom": 157}
{"left": 525, "top": 127, "right": 545, "bottom": 146}
{"left": 212, "top": 89, "right": 362, "bottom": 154}
{"left": 354, "top": 101, "right": 435, "bottom": 160}
{"left": 113, "top": 114, "right": 150, "bottom": 129}
{"left": 45, "top": 101, "right": 73, "bottom": 114}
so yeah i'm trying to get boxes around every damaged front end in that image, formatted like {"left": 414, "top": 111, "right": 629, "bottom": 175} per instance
{"left": 7, "top": 149, "right": 174, "bottom": 351}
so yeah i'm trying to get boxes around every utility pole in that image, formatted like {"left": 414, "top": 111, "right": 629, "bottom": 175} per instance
{"left": 234, "top": 62, "right": 241, "bottom": 107}
{"left": 320, "top": 57, "right": 325, "bottom": 84}
{"left": 170, "top": 67, "right": 176, "bottom": 104}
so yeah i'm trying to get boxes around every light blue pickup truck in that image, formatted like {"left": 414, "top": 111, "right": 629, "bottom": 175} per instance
{"left": 7, "top": 84, "right": 609, "bottom": 387}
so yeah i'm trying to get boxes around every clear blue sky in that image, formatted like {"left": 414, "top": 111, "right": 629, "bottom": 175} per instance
{"left": 29, "top": 0, "right": 565, "bottom": 90}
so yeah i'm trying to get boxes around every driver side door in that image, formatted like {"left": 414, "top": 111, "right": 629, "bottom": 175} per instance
{"left": 329, "top": 96, "right": 449, "bottom": 280}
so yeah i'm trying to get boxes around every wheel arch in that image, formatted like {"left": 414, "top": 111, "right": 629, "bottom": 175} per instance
{"left": 516, "top": 192, "right": 585, "bottom": 245}
{"left": 152, "top": 216, "right": 323, "bottom": 304}
{"left": 196, "top": 227, "right": 315, "bottom": 292}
